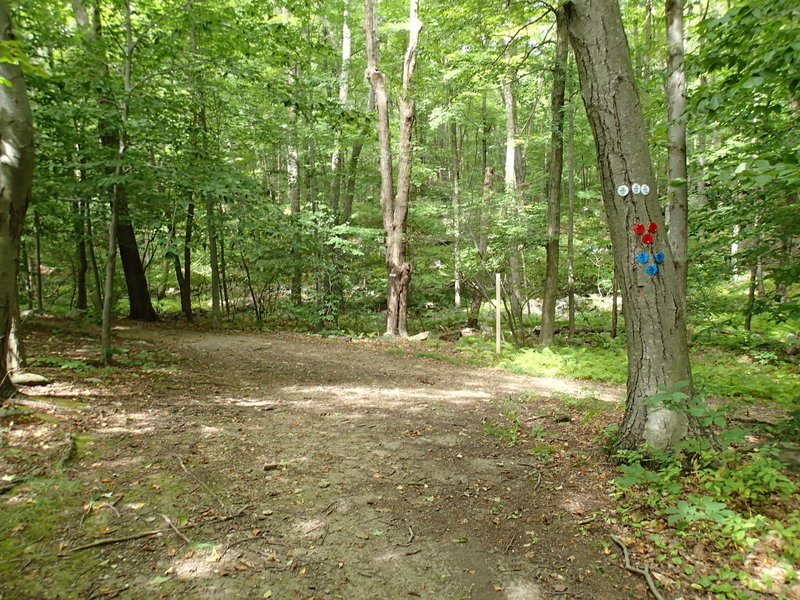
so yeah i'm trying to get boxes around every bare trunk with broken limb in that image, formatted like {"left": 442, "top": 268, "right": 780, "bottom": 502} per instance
{"left": 364, "top": 0, "right": 421, "bottom": 337}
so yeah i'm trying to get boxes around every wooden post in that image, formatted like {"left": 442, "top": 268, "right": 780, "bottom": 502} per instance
{"left": 495, "top": 272, "right": 502, "bottom": 354}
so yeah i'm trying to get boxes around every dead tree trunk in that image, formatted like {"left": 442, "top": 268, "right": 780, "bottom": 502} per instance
{"left": 364, "top": 0, "right": 421, "bottom": 337}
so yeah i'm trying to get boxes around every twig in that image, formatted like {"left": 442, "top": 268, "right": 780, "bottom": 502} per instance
{"left": 79, "top": 504, "right": 93, "bottom": 526}
{"left": 70, "top": 508, "right": 247, "bottom": 553}
{"left": 104, "top": 502, "right": 121, "bottom": 518}
{"left": 610, "top": 535, "right": 664, "bottom": 600}
{"left": 407, "top": 525, "right": 415, "bottom": 545}
{"left": 89, "top": 586, "right": 126, "bottom": 600}
{"left": 504, "top": 533, "right": 517, "bottom": 555}
{"left": 161, "top": 514, "right": 190, "bottom": 545}
{"left": 176, "top": 455, "right": 228, "bottom": 514}
{"left": 70, "top": 529, "right": 165, "bottom": 552}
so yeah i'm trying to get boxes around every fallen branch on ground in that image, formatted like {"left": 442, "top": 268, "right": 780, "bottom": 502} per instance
{"left": 70, "top": 506, "right": 248, "bottom": 553}
{"left": 162, "top": 514, "right": 190, "bottom": 544}
{"left": 176, "top": 454, "right": 228, "bottom": 514}
{"left": 611, "top": 535, "right": 664, "bottom": 600}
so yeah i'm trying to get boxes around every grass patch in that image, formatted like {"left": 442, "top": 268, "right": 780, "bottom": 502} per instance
{"left": 0, "top": 476, "right": 93, "bottom": 599}
{"left": 692, "top": 347, "right": 799, "bottom": 407}
{"left": 501, "top": 345, "right": 627, "bottom": 384}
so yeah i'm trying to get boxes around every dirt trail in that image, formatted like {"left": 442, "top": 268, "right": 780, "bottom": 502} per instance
{"left": 6, "top": 322, "right": 648, "bottom": 600}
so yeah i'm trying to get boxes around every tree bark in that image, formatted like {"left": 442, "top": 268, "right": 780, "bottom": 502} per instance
{"left": 539, "top": 8, "right": 569, "bottom": 345}
{"left": 0, "top": 0, "right": 34, "bottom": 401}
{"left": 566, "top": 89, "right": 576, "bottom": 339}
{"left": 287, "top": 111, "right": 301, "bottom": 305}
{"left": 5, "top": 295, "right": 24, "bottom": 376}
{"left": 329, "top": 0, "right": 351, "bottom": 216}
{"left": 565, "top": 0, "right": 701, "bottom": 449}
{"left": 177, "top": 198, "right": 194, "bottom": 320}
{"left": 73, "top": 0, "right": 158, "bottom": 323}
{"left": 33, "top": 210, "right": 43, "bottom": 311}
{"left": 364, "top": 0, "right": 420, "bottom": 337}
{"left": 116, "top": 192, "right": 158, "bottom": 321}
{"left": 451, "top": 122, "right": 462, "bottom": 309}
{"left": 665, "top": 0, "right": 688, "bottom": 315}
{"left": 84, "top": 200, "right": 103, "bottom": 310}
{"left": 72, "top": 200, "right": 88, "bottom": 310}
{"left": 500, "top": 76, "right": 523, "bottom": 336}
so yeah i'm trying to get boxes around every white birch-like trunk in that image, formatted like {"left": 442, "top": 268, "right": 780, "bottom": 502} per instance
{"left": 665, "top": 0, "right": 688, "bottom": 314}
{"left": 500, "top": 77, "right": 523, "bottom": 333}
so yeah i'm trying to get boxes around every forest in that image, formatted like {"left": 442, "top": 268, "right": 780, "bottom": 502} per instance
{"left": 0, "top": 0, "right": 798, "bottom": 598}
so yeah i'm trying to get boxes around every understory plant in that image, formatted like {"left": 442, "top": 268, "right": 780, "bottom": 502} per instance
{"left": 612, "top": 389, "right": 799, "bottom": 598}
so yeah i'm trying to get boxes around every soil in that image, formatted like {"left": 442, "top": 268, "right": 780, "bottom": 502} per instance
{"left": 1, "top": 317, "right": 656, "bottom": 600}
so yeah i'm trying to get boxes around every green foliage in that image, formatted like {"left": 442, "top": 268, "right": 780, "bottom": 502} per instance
{"left": 28, "top": 356, "right": 89, "bottom": 373}
{"left": 483, "top": 410, "right": 523, "bottom": 446}
{"left": 501, "top": 345, "right": 626, "bottom": 384}
{"left": 613, "top": 439, "right": 799, "bottom": 597}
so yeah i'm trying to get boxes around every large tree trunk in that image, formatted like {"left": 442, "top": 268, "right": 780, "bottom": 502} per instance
{"left": 287, "top": 116, "right": 301, "bottom": 305}
{"left": 364, "top": 0, "right": 421, "bottom": 337}
{"left": 565, "top": 0, "right": 701, "bottom": 449}
{"left": 539, "top": 8, "right": 569, "bottom": 345}
{"left": 665, "top": 0, "right": 688, "bottom": 313}
{"left": 0, "top": 0, "right": 34, "bottom": 401}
